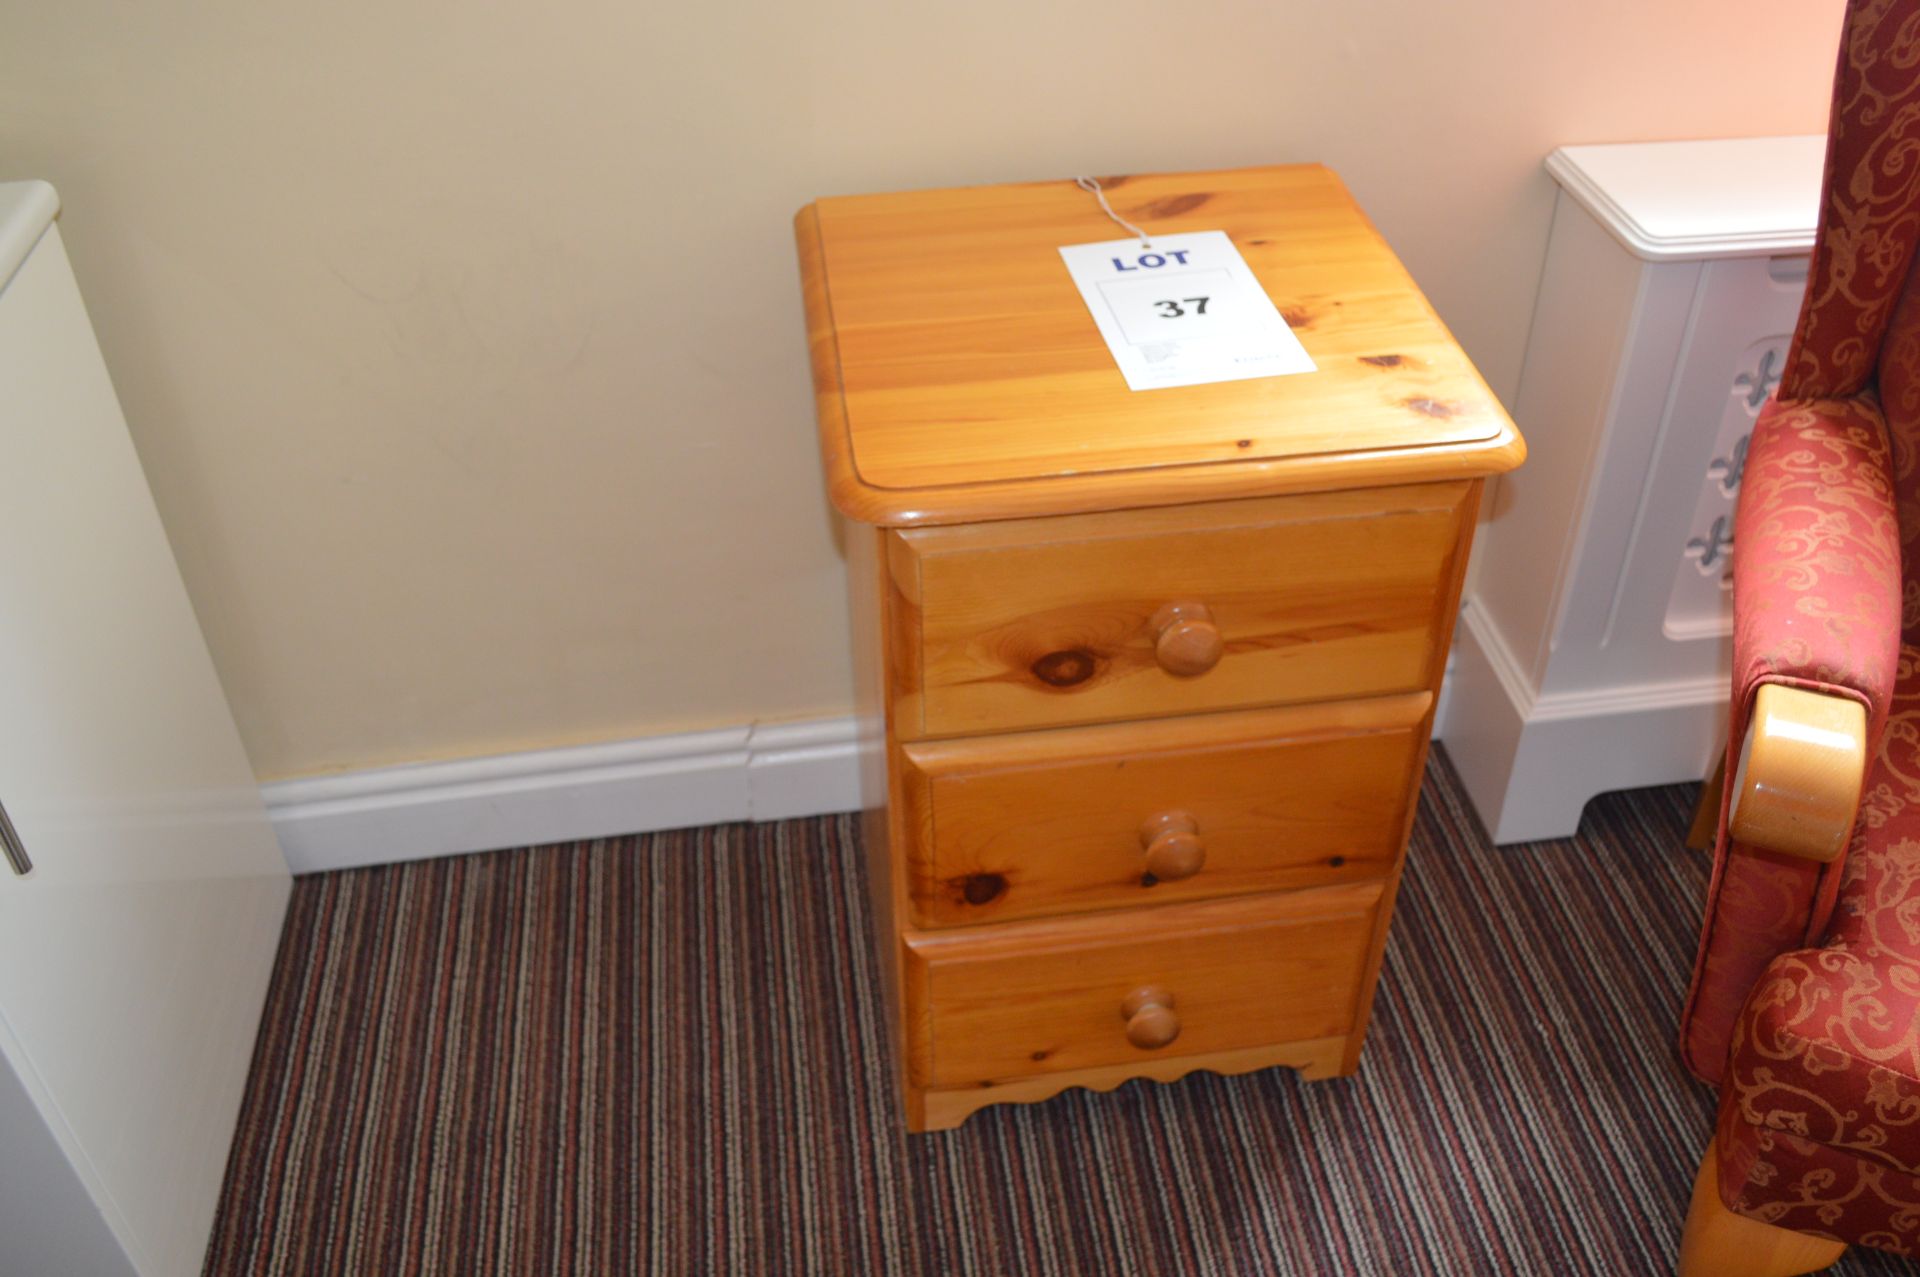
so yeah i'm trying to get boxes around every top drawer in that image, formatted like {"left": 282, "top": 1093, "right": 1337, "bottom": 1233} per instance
{"left": 886, "top": 483, "right": 1471, "bottom": 739}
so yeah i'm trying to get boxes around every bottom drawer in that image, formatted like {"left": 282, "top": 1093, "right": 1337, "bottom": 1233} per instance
{"left": 904, "top": 882, "right": 1382, "bottom": 1088}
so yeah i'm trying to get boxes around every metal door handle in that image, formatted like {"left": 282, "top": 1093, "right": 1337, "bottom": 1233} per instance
{"left": 0, "top": 797, "right": 30, "bottom": 876}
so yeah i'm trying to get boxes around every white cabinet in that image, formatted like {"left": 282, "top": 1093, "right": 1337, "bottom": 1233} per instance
{"left": 1440, "top": 138, "right": 1823, "bottom": 844}
{"left": 0, "top": 1056, "right": 138, "bottom": 1277}
{"left": 0, "top": 182, "right": 290, "bottom": 1276}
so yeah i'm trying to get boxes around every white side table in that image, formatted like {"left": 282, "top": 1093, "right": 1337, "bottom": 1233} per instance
{"left": 1440, "top": 137, "right": 1824, "bottom": 844}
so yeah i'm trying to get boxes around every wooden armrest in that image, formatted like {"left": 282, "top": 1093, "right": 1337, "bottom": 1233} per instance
{"left": 1728, "top": 684, "right": 1868, "bottom": 863}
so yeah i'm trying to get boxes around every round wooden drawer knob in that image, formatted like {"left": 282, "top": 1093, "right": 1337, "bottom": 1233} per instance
{"left": 1139, "top": 810, "right": 1205, "bottom": 881}
{"left": 1121, "top": 986, "right": 1181, "bottom": 1050}
{"left": 1149, "top": 601, "right": 1224, "bottom": 677}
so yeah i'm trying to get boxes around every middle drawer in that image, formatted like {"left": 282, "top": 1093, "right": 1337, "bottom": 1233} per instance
{"left": 898, "top": 693, "right": 1429, "bottom": 928}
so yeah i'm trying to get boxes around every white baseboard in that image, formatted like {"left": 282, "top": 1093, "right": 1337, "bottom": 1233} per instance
{"left": 262, "top": 717, "right": 865, "bottom": 874}
{"left": 1452, "top": 596, "right": 1727, "bottom": 722}
{"left": 1441, "top": 599, "right": 1725, "bottom": 844}
{"left": 256, "top": 615, "right": 1498, "bottom": 876}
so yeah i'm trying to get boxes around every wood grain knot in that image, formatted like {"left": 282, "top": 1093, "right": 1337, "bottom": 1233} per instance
{"left": 1031, "top": 649, "right": 1098, "bottom": 687}
{"left": 1280, "top": 306, "right": 1314, "bottom": 328}
{"left": 1361, "top": 354, "right": 1404, "bottom": 367}
{"left": 1404, "top": 397, "right": 1456, "bottom": 418}
{"left": 1138, "top": 192, "right": 1209, "bottom": 219}
{"left": 957, "top": 873, "right": 1008, "bottom": 906}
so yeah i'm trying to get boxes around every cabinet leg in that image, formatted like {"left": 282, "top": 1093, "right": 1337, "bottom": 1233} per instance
{"left": 1678, "top": 1143, "right": 1845, "bottom": 1277}
{"left": 1309, "top": 1030, "right": 1364, "bottom": 1081}
{"left": 910, "top": 1089, "right": 971, "bottom": 1133}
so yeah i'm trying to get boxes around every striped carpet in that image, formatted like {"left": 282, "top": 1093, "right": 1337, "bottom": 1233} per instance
{"left": 204, "top": 750, "right": 1920, "bottom": 1275}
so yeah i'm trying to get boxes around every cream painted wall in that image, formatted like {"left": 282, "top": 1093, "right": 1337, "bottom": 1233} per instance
{"left": 0, "top": 0, "right": 1842, "bottom": 780}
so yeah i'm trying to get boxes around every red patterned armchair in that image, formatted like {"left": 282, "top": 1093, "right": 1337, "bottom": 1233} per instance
{"left": 1677, "top": 1, "right": 1920, "bottom": 1273}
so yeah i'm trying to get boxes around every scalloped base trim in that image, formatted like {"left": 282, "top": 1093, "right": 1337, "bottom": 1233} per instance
{"left": 912, "top": 1035, "right": 1352, "bottom": 1132}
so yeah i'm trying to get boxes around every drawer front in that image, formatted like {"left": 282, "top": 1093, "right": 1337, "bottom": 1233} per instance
{"left": 906, "top": 884, "right": 1381, "bottom": 1087}
{"left": 899, "top": 694, "right": 1428, "bottom": 927}
{"left": 891, "top": 484, "right": 1468, "bottom": 739}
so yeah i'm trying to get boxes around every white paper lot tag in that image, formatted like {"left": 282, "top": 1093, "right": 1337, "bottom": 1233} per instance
{"left": 1057, "top": 231, "right": 1315, "bottom": 391}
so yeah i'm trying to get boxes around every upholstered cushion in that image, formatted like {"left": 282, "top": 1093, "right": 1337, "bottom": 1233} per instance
{"left": 1724, "top": 912, "right": 1920, "bottom": 1177}
{"left": 1681, "top": 394, "right": 1903, "bottom": 1082}
{"left": 1716, "top": 1090, "right": 1920, "bottom": 1255}
{"left": 1729, "top": 396, "right": 1903, "bottom": 731}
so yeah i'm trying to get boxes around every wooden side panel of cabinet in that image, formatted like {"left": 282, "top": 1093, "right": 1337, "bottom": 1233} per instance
{"left": 844, "top": 520, "right": 906, "bottom": 1064}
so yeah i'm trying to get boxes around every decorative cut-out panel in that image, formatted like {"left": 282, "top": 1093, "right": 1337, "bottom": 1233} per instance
{"left": 1663, "top": 338, "right": 1785, "bottom": 640}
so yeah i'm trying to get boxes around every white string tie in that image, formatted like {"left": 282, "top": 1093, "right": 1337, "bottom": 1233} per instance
{"left": 1074, "top": 176, "right": 1150, "bottom": 248}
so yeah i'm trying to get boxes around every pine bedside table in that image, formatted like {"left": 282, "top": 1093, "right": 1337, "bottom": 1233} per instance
{"left": 795, "top": 165, "right": 1525, "bottom": 1132}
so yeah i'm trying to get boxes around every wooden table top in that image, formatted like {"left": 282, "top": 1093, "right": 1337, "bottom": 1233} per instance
{"left": 798, "top": 164, "right": 1524, "bottom": 526}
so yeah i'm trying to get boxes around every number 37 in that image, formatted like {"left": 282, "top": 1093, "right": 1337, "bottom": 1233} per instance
{"left": 1154, "top": 297, "right": 1210, "bottom": 318}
